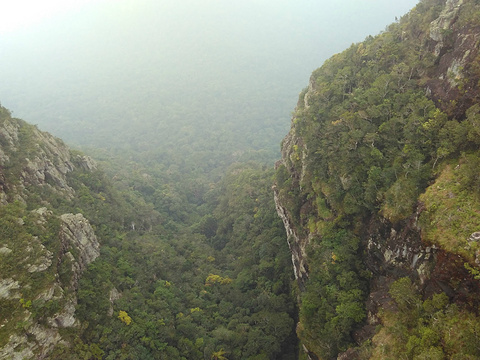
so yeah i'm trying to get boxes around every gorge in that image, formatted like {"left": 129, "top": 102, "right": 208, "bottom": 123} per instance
{"left": 2, "top": 0, "right": 480, "bottom": 359}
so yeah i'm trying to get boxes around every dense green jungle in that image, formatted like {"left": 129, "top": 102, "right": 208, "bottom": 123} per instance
{"left": 3, "top": 0, "right": 480, "bottom": 359}
{"left": 0, "top": 105, "right": 297, "bottom": 359}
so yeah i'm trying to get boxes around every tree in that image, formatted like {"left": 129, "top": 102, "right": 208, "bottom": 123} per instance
{"left": 118, "top": 310, "right": 132, "bottom": 325}
{"left": 211, "top": 348, "right": 228, "bottom": 360}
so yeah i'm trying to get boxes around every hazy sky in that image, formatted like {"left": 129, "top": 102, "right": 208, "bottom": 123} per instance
{"left": 0, "top": 0, "right": 420, "bottom": 150}
{"left": 0, "top": 0, "right": 112, "bottom": 34}
{"left": 0, "top": 0, "right": 419, "bottom": 36}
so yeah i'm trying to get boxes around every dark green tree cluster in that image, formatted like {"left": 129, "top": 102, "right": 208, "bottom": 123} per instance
{"left": 50, "top": 163, "right": 297, "bottom": 360}
{"left": 299, "top": 228, "right": 368, "bottom": 359}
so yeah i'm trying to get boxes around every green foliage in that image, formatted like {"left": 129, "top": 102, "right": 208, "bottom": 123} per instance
{"left": 0, "top": 201, "right": 64, "bottom": 348}
{"left": 389, "top": 277, "right": 421, "bottom": 311}
{"left": 211, "top": 348, "right": 228, "bottom": 360}
{"left": 419, "top": 158, "right": 480, "bottom": 260}
{"left": 275, "top": 0, "right": 480, "bottom": 227}
{"left": 69, "top": 164, "right": 297, "bottom": 360}
{"left": 5, "top": 0, "right": 480, "bottom": 358}
{"left": 371, "top": 278, "right": 480, "bottom": 359}
{"left": 205, "top": 274, "right": 233, "bottom": 286}
{"left": 0, "top": 106, "right": 297, "bottom": 359}
{"left": 273, "top": 1, "right": 480, "bottom": 358}
{"left": 297, "top": 229, "right": 368, "bottom": 359}
{"left": 118, "top": 310, "right": 132, "bottom": 325}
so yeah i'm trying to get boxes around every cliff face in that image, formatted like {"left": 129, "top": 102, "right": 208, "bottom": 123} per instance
{"left": 0, "top": 109, "right": 96, "bottom": 203}
{"left": 274, "top": 0, "right": 480, "bottom": 358}
{"left": 427, "top": 0, "right": 480, "bottom": 117}
{"left": 273, "top": 188, "right": 309, "bottom": 288}
{"left": 0, "top": 108, "right": 100, "bottom": 360}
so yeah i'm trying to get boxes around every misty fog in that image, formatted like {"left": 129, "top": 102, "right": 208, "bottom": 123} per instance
{"left": 0, "top": 0, "right": 419, "bottom": 162}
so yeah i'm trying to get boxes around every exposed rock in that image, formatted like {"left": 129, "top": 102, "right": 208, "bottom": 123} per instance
{"left": 337, "top": 348, "right": 360, "bottom": 360}
{"left": 27, "top": 248, "right": 53, "bottom": 273}
{"left": 0, "top": 118, "right": 20, "bottom": 154}
{"left": 0, "top": 323, "right": 63, "bottom": 360}
{"left": 108, "top": 287, "right": 122, "bottom": 316}
{"left": 0, "top": 110, "right": 102, "bottom": 359}
{"left": 23, "top": 230, "right": 54, "bottom": 273}
{"left": 273, "top": 2, "right": 480, "bottom": 358}
{"left": 469, "top": 232, "right": 480, "bottom": 242}
{"left": 32, "top": 207, "right": 52, "bottom": 223}
{"left": 426, "top": 0, "right": 480, "bottom": 119}
{"left": 365, "top": 213, "right": 436, "bottom": 283}
{"left": 0, "top": 333, "right": 35, "bottom": 360}
{"left": 0, "top": 117, "right": 80, "bottom": 201}
{"left": 464, "top": 231, "right": 480, "bottom": 265}
{"left": 0, "top": 170, "right": 7, "bottom": 205}
{"left": 0, "top": 213, "right": 100, "bottom": 359}
{"left": 74, "top": 154, "right": 97, "bottom": 171}
{"left": 43, "top": 215, "right": 99, "bottom": 332}
{"left": 0, "top": 278, "right": 20, "bottom": 299}
{"left": 301, "top": 344, "right": 318, "bottom": 360}
{"left": 49, "top": 301, "right": 77, "bottom": 328}
{"left": 39, "top": 283, "right": 63, "bottom": 302}
{"left": 60, "top": 213, "right": 100, "bottom": 277}
{"left": 430, "top": 0, "right": 464, "bottom": 55}
{"left": 273, "top": 187, "right": 309, "bottom": 290}
{"left": 21, "top": 145, "right": 75, "bottom": 196}
{"left": 0, "top": 246, "right": 12, "bottom": 255}
{"left": 274, "top": 123, "right": 312, "bottom": 291}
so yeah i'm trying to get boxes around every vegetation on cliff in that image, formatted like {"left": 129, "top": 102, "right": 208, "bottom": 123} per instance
{"left": 275, "top": 0, "right": 480, "bottom": 358}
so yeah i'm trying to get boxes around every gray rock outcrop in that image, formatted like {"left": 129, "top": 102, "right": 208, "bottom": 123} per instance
{"left": 0, "top": 113, "right": 101, "bottom": 360}
{"left": 430, "top": 0, "right": 464, "bottom": 55}
{"left": 0, "top": 212, "right": 100, "bottom": 360}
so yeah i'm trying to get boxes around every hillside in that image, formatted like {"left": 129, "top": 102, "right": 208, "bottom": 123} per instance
{"left": 0, "top": 107, "right": 103, "bottom": 358}
{"left": 274, "top": 0, "right": 480, "bottom": 358}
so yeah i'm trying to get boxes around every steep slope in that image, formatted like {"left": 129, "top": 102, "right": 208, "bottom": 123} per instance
{"left": 0, "top": 107, "right": 101, "bottom": 359}
{"left": 274, "top": 0, "right": 480, "bottom": 358}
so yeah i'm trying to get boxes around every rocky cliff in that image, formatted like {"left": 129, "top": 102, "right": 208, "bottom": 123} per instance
{"left": 0, "top": 107, "right": 101, "bottom": 360}
{"left": 275, "top": 0, "right": 480, "bottom": 358}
